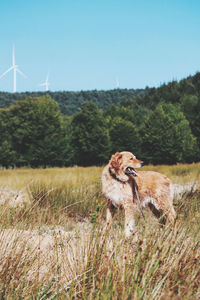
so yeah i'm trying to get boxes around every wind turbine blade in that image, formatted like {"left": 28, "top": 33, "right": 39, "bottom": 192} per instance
{"left": 0, "top": 66, "right": 14, "bottom": 79}
{"left": 16, "top": 68, "right": 27, "bottom": 78}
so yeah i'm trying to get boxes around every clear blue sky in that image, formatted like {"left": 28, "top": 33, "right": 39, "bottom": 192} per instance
{"left": 0, "top": 0, "right": 200, "bottom": 92}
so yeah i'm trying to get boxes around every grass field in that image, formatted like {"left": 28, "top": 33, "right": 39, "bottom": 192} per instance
{"left": 0, "top": 163, "right": 199, "bottom": 299}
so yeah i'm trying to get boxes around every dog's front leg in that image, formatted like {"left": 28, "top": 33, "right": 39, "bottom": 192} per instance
{"left": 105, "top": 200, "right": 116, "bottom": 230}
{"left": 123, "top": 200, "right": 137, "bottom": 239}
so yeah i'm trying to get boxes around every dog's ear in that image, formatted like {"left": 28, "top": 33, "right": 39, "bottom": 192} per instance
{"left": 110, "top": 152, "right": 122, "bottom": 171}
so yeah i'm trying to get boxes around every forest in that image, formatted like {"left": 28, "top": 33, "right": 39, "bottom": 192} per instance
{"left": 0, "top": 88, "right": 145, "bottom": 115}
{"left": 0, "top": 72, "right": 200, "bottom": 167}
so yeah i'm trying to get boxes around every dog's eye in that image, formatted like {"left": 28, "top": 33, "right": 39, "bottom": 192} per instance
{"left": 130, "top": 157, "right": 133, "bottom": 160}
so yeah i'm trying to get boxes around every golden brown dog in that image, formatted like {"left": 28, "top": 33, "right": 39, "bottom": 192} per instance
{"left": 102, "top": 151, "right": 176, "bottom": 238}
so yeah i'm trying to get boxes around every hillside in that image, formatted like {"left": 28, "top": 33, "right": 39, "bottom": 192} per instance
{"left": 0, "top": 88, "right": 145, "bottom": 115}
{"left": 1, "top": 72, "right": 200, "bottom": 115}
{"left": 139, "top": 72, "right": 200, "bottom": 108}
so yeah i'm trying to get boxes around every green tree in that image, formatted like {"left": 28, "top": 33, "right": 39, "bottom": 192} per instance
{"left": 0, "top": 141, "right": 16, "bottom": 168}
{"left": 60, "top": 115, "right": 74, "bottom": 166}
{"left": 181, "top": 94, "right": 200, "bottom": 147}
{"left": 0, "top": 109, "right": 16, "bottom": 168}
{"left": 105, "top": 105, "right": 134, "bottom": 123}
{"left": 71, "top": 101, "right": 111, "bottom": 166}
{"left": 8, "top": 95, "right": 66, "bottom": 167}
{"left": 141, "top": 103, "right": 198, "bottom": 164}
{"left": 105, "top": 101, "right": 151, "bottom": 128}
{"left": 109, "top": 117, "right": 141, "bottom": 156}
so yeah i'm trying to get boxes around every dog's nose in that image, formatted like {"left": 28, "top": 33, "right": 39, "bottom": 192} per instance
{"left": 141, "top": 161, "right": 144, "bottom": 166}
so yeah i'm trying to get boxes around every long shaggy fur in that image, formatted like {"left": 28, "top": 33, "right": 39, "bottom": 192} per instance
{"left": 102, "top": 151, "right": 176, "bottom": 238}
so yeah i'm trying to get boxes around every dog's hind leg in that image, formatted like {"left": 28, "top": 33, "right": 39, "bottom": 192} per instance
{"left": 149, "top": 200, "right": 176, "bottom": 225}
{"left": 148, "top": 202, "right": 166, "bottom": 226}
{"left": 166, "top": 205, "right": 177, "bottom": 224}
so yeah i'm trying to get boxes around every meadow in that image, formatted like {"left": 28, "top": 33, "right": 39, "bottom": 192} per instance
{"left": 0, "top": 163, "right": 199, "bottom": 299}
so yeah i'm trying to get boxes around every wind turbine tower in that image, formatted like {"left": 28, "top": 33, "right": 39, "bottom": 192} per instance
{"left": 116, "top": 77, "right": 120, "bottom": 88}
{"left": 39, "top": 73, "right": 50, "bottom": 91}
{"left": 0, "top": 45, "right": 27, "bottom": 93}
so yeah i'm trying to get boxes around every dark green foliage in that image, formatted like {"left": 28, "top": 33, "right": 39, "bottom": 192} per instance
{"left": 0, "top": 71, "right": 200, "bottom": 167}
{"left": 119, "top": 98, "right": 151, "bottom": 126}
{"left": 0, "top": 110, "right": 16, "bottom": 167}
{"left": 0, "top": 89, "right": 145, "bottom": 115}
{"left": 105, "top": 104, "right": 135, "bottom": 122}
{"left": 109, "top": 117, "right": 141, "bottom": 156}
{"left": 1, "top": 95, "right": 68, "bottom": 168}
{"left": 0, "top": 140, "right": 16, "bottom": 168}
{"left": 141, "top": 103, "right": 198, "bottom": 164}
{"left": 181, "top": 94, "right": 200, "bottom": 147}
{"left": 70, "top": 102, "right": 111, "bottom": 166}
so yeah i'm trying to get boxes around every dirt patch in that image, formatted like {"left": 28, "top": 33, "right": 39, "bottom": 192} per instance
{"left": 0, "top": 189, "right": 30, "bottom": 208}
{"left": 0, "top": 220, "right": 93, "bottom": 283}
{"left": 173, "top": 182, "right": 198, "bottom": 198}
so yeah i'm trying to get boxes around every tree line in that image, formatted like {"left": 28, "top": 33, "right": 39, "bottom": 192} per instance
{"left": 0, "top": 88, "right": 145, "bottom": 116}
{"left": 1, "top": 72, "right": 200, "bottom": 116}
{"left": 0, "top": 92, "right": 199, "bottom": 168}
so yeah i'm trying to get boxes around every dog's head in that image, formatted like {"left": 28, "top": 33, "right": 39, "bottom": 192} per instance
{"left": 109, "top": 151, "right": 144, "bottom": 182}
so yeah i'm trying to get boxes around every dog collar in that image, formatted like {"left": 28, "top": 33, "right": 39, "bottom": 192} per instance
{"left": 109, "top": 167, "right": 125, "bottom": 183}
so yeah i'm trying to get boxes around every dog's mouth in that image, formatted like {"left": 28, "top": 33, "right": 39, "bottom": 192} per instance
{"left": 125, "top": 167, "right": 138, "bottom": 177}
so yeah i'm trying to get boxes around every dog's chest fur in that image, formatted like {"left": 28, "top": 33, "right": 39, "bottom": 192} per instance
{"left": 102, "top": 168, "right": 133, "bottom": 207}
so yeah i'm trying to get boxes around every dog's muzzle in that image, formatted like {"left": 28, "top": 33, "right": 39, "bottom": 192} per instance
{"left": 125, "top": 167, "right": 138, "bottom": 177}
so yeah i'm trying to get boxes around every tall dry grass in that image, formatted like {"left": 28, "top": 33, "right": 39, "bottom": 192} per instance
{"left": 0, "top": 163, "right": 199, "bottom": 299}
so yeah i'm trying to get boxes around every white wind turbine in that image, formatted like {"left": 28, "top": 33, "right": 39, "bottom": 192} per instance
{"left": 39, "top": 73, "right": 50, "bottom": 91}
{"left": 116, "top": 76, "right": 120, "bottom": 88}
{"left": 0, "top": 45, "right": 27, "bottom": 93}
